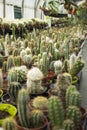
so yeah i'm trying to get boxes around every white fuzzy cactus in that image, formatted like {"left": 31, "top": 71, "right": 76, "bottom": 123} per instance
{"left": 54, "top": 60, "right": 62, "bottom": 75}
{"left": 69, "top": 53, "right": 77, "bottom": 69}
{"left": 20, "top": 49, "right": 27, "bottom": 58}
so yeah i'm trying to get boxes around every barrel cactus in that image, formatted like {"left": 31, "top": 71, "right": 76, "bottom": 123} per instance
{"left": 17, "top": 88, "right": 30, "bottom": 128}
{"left": 8, "top": 82, "right": 21, "bottom": 102}
{"left": 48, "top": 96, "right": 64, "bottom": 129}
{"left": 8, "top": 68, "right": 18, "bottom": 83}
{"left": 66, "top": 106, "right": 81, "bottom": 127}
{"left": 2, "top": 117, "right": 17, "bottom": 130}
{"left": 63, "top": 119, "right": 75, "bottom": 130}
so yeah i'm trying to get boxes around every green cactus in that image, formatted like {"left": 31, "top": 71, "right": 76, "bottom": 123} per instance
{"left": 63, "top": 59, "right": 69, "bottom": 72}
{"left": 69, "top": 53, "right": 77, "bottom": 70}
{"left": 66, "top": 85, "right": 77, "bottom": 107}
{"left": 0, "top": 69, "right": 3, "bottom": 88}
{"left": 63, "top": 73, "right": 72, "bottom": 84}
{"left": 54, "top": 60, "right": 62, "bottom": 75}
{"left": 17, "top": 88, "right": 30, "bottom": 128}
{"left": 17, "top": 68, "right": 27, "bottom": 83}
{"left": 63, "top": 119, "right": 75, "bottom": 130}
{"left": 8, "top": 69, "right": 18, "bottom": 83}
{"left": 12, "top": 25, "right": 15, "bottom": 41}
{"left": 48, "top": 96, "right": 64, "bottom": 129}
{"left": 53, "top": 49, "right": 60, "bottom": 60}
{"left": 32, "top": 96, "right": 48, "bottom": 110}
{"left": 69, "top": 91, "right": 81, "bottom": 107}
{"left": 30, "top": 110, "right": 44, "bottom": 128}
{"left": 14, "top": 56, "right": 22, "bottom": 66}
{"left": 66, "top": 106, "right": 81, "bottom": 127}
{"left": 69, "top": 59, "right": 84, "bottom": 77}
{"left": 2, "top": 61, "right": 8, "bottom": 72}
{"left": 7, "top": 55, "right": 14, "bottom": 69}
{"left": 2, "top": 117, "right": 17, "bottom": 130}
{"left": 8, "top": 82, "right": 21, "bottom": 102}
{"left": 12, "top": 48, "right": 19, "bottom": 56}
{"left": 23, "top": 55, "right": 32, "bottom": 67}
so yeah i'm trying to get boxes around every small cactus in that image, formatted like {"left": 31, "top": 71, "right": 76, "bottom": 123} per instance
{"left": 2, "top": 117, "right": 17, "bottom": 130}
{"left": 66, "top": 106, "right": 81, "bottom": 127}
{"left": 63, "top": 73, "right": 72, "bottom": 85}
{"left": 7, "top": 55, "right": 14, "bottom": 69}
{"left": 2, "top": 61, "right": 8, "bottom": 73}
{"left": 54, "top": 60, "right": 62, "bottom": 75}
{"left": 63, "top": 59, "right": 69, "bottom": 72}
{"left": 17, "top": 88, "right": 30, "bottom": 128}
{"left": 48, "top": 96, "right": 64, "bottom": 129}
{"left": 8, "top": 69, "right": 18, "bottom": 83}
{"left": 32, "top": 96, "right": 48, "bottom": 110}
{"left": 8, "top": 82, "right": 21, "bottom": 102}
{"left": 63, "top": 119, "right": 75, "bottom": 130}
{"left": 12, "top": 48, "right": 19, "bottom": 56}
{"left": 69, "top": 53, "right": 77, "bottom": 69}
{"left": 14, "top": 56, "right": 22, "bottom": 66}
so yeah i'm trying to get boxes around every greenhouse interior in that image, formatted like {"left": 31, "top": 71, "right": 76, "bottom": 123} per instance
{"left": 0, "top": 0, "right": 87, "bottom": 130}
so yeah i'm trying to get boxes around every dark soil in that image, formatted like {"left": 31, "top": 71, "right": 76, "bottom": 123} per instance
{"left": 0, "top": 110, "right": 10, "bottom": 119}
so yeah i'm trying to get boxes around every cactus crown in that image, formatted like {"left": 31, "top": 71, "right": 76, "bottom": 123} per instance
{"left": 32, "top": 96, "right": 48, "bottom": 110}
{"left": 63, "top": 119, "right": 75, "bottom": 130}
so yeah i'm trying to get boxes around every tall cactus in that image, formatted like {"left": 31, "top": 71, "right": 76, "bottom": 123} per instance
{"left": 66, "top": 106, "right": 81, "bottom": 127}
{"left": 2, "top": 117, "right": 17, "bottom": 130}
{"left": 63, "top": 119, "right": 75, "bottom": 130}
{"left": 12, "top": 48, "right": 19, "bottom": 56}
{"left": 14, "top": 56, "right": 22, "bottom": 66}
{"left": 66, "top": 85, "right": 77, "bottom": 107}
{"left": 2, "top": 61, "right": 8, "bottom": 73}
{"left": 48, "top": 96, "right": 64, "bottom": 129}
{"left": 17, "top": 88, "right": 30, "bottom": 128}
{"left": 7, "top": 55, "right": 14, "bottom": 69}
{"left": 8, "top": 82, "right": 21, "bottom": 102}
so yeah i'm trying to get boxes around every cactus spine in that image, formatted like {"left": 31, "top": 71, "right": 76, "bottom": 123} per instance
{"left": 48, "top": 96, "right": 64, "bottom": 129}
{"left": 8, "top": 82, "right": 21, "bottom": 102}
{"left": 66, "top": 106, "right": 81, "bottom": 127}
{"left": 17, "top": 88, "right": 30, "bottom": 128}
{"left": 2, "top": 117, "right": 17, "bottom": 130}
{"left": 63, "top": 119, "right": 75, "bottom": 130}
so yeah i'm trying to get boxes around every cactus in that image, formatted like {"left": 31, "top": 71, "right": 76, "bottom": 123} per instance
{"left": 69, "top": 59, "right": 84, "bottom": 77}
{"left": 17, "top": 88, "right": 30, "bottom": 128}
{"left": 32, "top": 96, "right": 48, "bottom": 110}
{"left": 12, "top": 48, "right": 19, "bottom": 56}
{"left": 30, "top": 110, "right": 44, "bottom": 128}
{"left": 66, "top": 106, "right": 81, "bottom": 127}
{"left": 53, "top": 49, "right": 60, "bottom": 60}
{"left": 0, "top": 69, "right": 3, "bottom": 88}
{"left": 48, "top": 96, "right": 64, "bottom": 129}
{"left": 20, "top": 50, "right": 27, "bottom": 58}
{"left": 63, "top": 59, "right": 69, "bottom": 72}
{"left": 2, "top": 61, "right": 8, "bottom": 72}
{"left": 23, "top": 54, "right": 32, "bottom": 67}
{"left": 7, "top": 55, "right": 14, "bottom": 69}
{"left": 66, "top": 85, "right": 77, "bottom": 107}
{"left": 8, "top": 82, "right": 21, "bottom": 102}
{"left": 2, "top": 117, "right": 17, "bottom": 130}
{"left": 69, "top": 91, "right": 81, "bottom": 107}
{"left": 69, "top": 53, "right": 77, "bottom": 69}
{"left": 63, "top": 73, "right": 72, "bottom": 85}
{"left": 54, "top": 60, "right": 62, "bottom": 75}
{"left": 8, "top": 69, "right": 18, "bottom": 83}
{"left": 63, "top": 119, "right": 75, "bottom": 130}
{"left": 14, "top": 56, "right": 22, "bottom": 66}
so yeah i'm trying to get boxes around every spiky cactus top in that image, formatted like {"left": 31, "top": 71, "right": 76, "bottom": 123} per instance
{"left": 48, "top": 96, "right": 64, "bottom": 129}
{"left": 62, "top": 119, "right": 75, "bottom": 130}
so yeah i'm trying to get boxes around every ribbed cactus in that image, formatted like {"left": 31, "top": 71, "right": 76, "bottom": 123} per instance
{"left": 8, "top": 82, "right": 21, "bottom": 102}
{"left": 54, "top": 60, "right": 62, "bottom": 75}
{"left": 48, "top": 96, "right": 64, "bottom": 129}
{"left": 17, "top": 88, "right": 30, "bottom": 128}
{"left": 69, "top": 91, "right": 81, "bottom": 107}
{"left": 2, "top": 61, "right": 8, "bottom": 72}
{"left": 66, "top": 85, "right": 77, "bottom": 107}
{"left": 63, "top": 73, "right": 72, "bottom": 85}
{"left": 32, "top": 96, "right": 48, "bottom": 110}
{"left": 69, "top": 53, "right": 77, "bottom": 69}
{"left": 30, "top": 110, "right": 44, "bottom": 128}
{"left": 14, "top": 56, "right": 22, "bottom": 66}
{"left": 69, "top": 59, "right": 84, "bottom": 77}
{"left": 23, "top": 54, "right": 32, "bottom": 67}
{"left": 0, "top": 69, "right": 3, "bottom": 88}
{"left": 63, "top": 59, "right": 69, "bottom": 72}
{"left": 53, "top": 48, "right": 60, "bottom": 60}
{"left": 7, "top": 55, "right": 14, "bottom": 69}
{"left": 63, "top": 119, "right": 75, "bottom": 130}
{"left": 12, "top": 48, "right": 19, "bottom": 56}
{"left": 2, "top": 117, "right": 17, "bottom": 130}
{"left": 8, "top": 69, "right": 18, "bottom": 83}
{"left": 66, "top": 106, "right": 81, "bottom": 127}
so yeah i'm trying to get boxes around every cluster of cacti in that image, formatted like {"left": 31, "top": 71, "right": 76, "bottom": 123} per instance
{"left": 66, "top": 106, "right": 81, "bottom": 127}
{"left": 17, "top": 88, "right": 30, "bottom": 128}
{"left": 27, "top": 67, "right": 44, "bottom": 94}
{"left": 2, "top": 117, "right": 17, "bottom": 130}
{"left": 14, "top": 56, "right": 22, "bottom": 66}
{"left": 29, "top": 110, "right": 44, "bottom": 128}
{"left": 0, "top": 69, "right": 3, "bottom": 88}
{"left": 2, "top": 61, "right": 8, "bottom": 72}
{"left": 48, "top": 96, "right": 64, "bottom": 129}
{"left": 32, "top": 96, "right": 48, "bottom": 110}
{"left": 62, "top": 119, "right": 75, "bottom": 130}
{"left": 69, "top": 59, "right": 84, "bottom": 77}
{"left": 54, "top": 60, "right": 62, "bottom": 75}
{"left": 8, "top": 82, "right": 21, "bottom": 102}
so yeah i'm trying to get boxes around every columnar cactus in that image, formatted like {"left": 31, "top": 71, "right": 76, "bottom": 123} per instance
{"left": 32, "top": 96, "right": 48, "bottom": 110}
{"left": 2, "top": 61, "right": 8, "bottom": 72}
{"left": 2, "top": 117, "right": 17, "bottom": 130}
{"left": 66, "top": 85, "right": 77, "bottom": 107}
{"left": 7, "top": 56, "right": 14, "bottom": 69}
{"left": 0, "top": 69, "right": 3, "bottom": 88}
{"left": 69, "top": 53, "right": 77, "bottom": 69}
{"left": 48, "top": 96, "right": 64, "bottom": 129}
{"left": 8, "top": 69, "right": 18, "bottom": 83}
{"left": 17, "top": 88, "right": 30, "bottom": 128}
{"left": 53, "top": 49, "right": 60, "bottom": 60}
{"left": 69, "top": 59, "right": 84, "bottom": 77}
{"left": 54, "top": 60, "right": 62, "bottom": 75}
{"left": 66, "top": 106, "right": 81, "bottom": 127}
{"left": 63, "top": 59, "right": 69, "bottom": 72}
{"left": 12, "top": 48, "right": 19, "bottom": 56}
{"left": 14, "top": 56, "right": 22, "bottom": 66}
{"left": 23, "top": 54, "right": 32, "bottom": 67}
{"left": 8, "top": 82, "right": 21, "bottom": 102}
{"left": 30, "top": 110, "right": 44, "bottom": 128}
{"left": 62, "top": 119, "right": 75, "bottom": 130}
